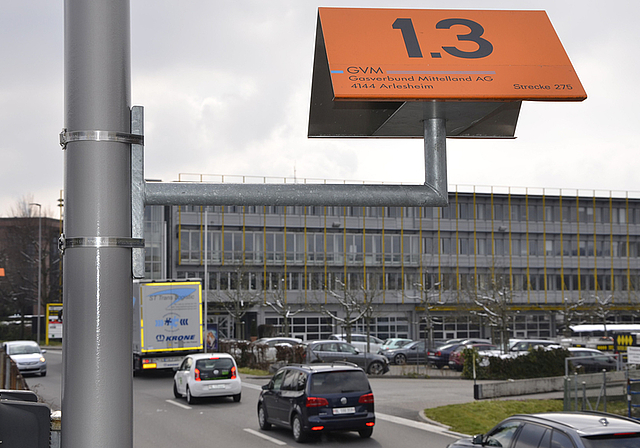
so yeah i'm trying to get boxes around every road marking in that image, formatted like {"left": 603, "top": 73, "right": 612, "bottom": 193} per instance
{"left": 376, "top": 412, "right": 468, "bottom": 438}
{"left": 244, "top": 428, "right": 287, "bottom": 445}
{"left": 242, "top": 383, "right": 264, "bottom": 391}
{"left": 166, "top": 399, "right": 191, "bottom": 410}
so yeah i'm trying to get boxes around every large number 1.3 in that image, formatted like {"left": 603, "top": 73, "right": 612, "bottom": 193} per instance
{"left": 392, "top": 17, "right": 494, "bottom": 59}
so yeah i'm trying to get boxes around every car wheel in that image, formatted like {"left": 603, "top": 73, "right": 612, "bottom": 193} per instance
{"left": 394, "top": 354, "right": 407, "bottom": 365}
{"left": 368, "top": 361, "right": 384, "bottom": 375}
{"left": 358, "top": 427, "right": 373, "bottom": 438}
{"left": 258, "top": 404, "right": 271, "bottom": 430}
{"left": 173, "top": 381, "right": 181, "bottom": 398}
{"left": 186, "top": 386, "right": 197, "bottom": 405}
{"left": 233, "top": 393, "right": 241, "bottom": 403}
{"left": 292, "top": 414, "right": 308, "bottom": 443}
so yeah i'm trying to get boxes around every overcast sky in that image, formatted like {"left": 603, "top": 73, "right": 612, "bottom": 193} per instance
{"left": 1, "top": 0, "right": 637, "bottom": 217}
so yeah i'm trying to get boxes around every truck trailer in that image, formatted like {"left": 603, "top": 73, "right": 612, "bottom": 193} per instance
{"left": 133, "top": 280, "right": 203, "bottom": 374}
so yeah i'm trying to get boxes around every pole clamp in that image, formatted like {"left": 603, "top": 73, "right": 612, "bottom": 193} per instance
{"left": 58, "top": 234, "right": 145, "bottom": 254}
{"left": 59, "top": 129, "right": 144, "bottom": 149}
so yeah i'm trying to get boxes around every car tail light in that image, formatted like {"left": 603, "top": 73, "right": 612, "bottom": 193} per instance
{"left": 366, "top": 422, "right": 375, "bottom": 427}
{"left": 311, "top": 426, "right": 324, "bottom": 431}
{"left": 306, "top": 397, "right": 329, "bottom": 407}
{"left": 231, "top": 365, "right": 237, "bottom": 379}
{"left": 359, "top": 393, "right": 374, "bottom": 404}
{"left": 195, "top": 368, "right": 201, "bottom": 381}
{"left": 436, "top": 351, "right": 441, "bottom": 356}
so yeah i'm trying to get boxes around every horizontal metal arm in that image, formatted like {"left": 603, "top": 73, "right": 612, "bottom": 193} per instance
{"left": 144, "top": 182, "right": 448, "bottom": 207}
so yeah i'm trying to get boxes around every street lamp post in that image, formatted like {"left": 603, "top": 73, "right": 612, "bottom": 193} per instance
{"left": 29, "top": 202, "right": 42, "bottom": 345}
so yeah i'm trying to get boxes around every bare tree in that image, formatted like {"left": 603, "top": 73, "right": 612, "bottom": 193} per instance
{"left": 406, "top": 280, "right": 443, "bottom": 352}
{"left": 469, "top": 273, "right": 514, "bottom": 353}
{"left": 319, "top": 275, "right": 382, "bottom": 352}
{"left": 264, "top": 286, "right": 306, "bottom": 337}
{"left": 212, "top": 268, "right": 261, "bottom": 339}
{"left": 557, "top": 296, "right": 586, "bottom": 337}
{"left": 588, "top": 295, "right": 614, "bottom": 338}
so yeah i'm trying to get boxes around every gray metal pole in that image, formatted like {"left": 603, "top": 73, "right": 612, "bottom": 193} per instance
{"left": 423, "top": 102, "right": 447, "bottom": 198}
{"left": 62, "top": 0, "right": 133, "bottom": 447}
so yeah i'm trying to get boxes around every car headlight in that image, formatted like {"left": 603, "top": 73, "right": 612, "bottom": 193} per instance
{"left": 40, "top": 357, "right": 46, "bottom": 363}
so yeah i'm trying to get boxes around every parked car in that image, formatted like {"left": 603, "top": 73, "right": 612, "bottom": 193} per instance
{"left": 328, "top": 334, "right": 384, "bottom": 354}
{"left": 303, "top": 340, "right": 389, "bottom": 375}
{"left": 567, "top": 347, "right": 618, "bottom": 373}
{"left": 257, "top": 363, "right": 375, "bottom": 442}
{"left": 173, "top": 353, "right": 242, "bottom": 404}
{"left": 2, "top": 340, "right": 47, "bottom": 376}
{"left": 381, "top": 340, "right": 430, "bottom": 365}
{"left": 501, "top": 339, "right": 561, "bottom": 359}
{"left": 446, "top": 411, "right": 640, "bottom": 448}
{"left": 428, "top": 339, "right": 492, "bottom": 368}
{"left": 377, "top": 338, "right": 412, "bottom": 354}
{"left": 250, "top": 337, "right": 302, "bottom": 362}
{"left": 448, "top": 343, "right": 500, "bottom": 372}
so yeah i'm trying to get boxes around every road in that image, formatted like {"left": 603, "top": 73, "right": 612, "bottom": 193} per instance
{"left": 27, "top": 350, "right": 474, "bottom": 448}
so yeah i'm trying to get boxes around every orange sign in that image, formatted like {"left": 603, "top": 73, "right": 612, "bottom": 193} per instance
{"left": 318, "top": 8, "right": 586, "bottom": 101}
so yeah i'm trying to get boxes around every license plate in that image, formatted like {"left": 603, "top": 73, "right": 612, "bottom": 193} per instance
{"left": 333, "top": 407, "right": 355, "bottom": 415}
{"left": 208, "top": 384, "right": 226, "bottom": 390}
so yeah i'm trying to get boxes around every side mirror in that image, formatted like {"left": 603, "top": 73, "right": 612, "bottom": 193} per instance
{"left": 41, "top": 349, "right": 47, "bottom": 354}
{"left": 172, "top": 366, "right": 179, "bottom": 372}
{"left": 472, "top": 434, "right": 484, "bottom": 445}
{"left": 262, "top": 384, "right": 270, "bottom": 390}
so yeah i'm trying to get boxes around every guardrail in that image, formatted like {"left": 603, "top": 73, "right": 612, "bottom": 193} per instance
{"left": 0, "top": 349, "right": 28, "bottom": 390}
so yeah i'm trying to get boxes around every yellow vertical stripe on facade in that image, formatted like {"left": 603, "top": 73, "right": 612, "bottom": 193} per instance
{"left": 490, "top": 188, "right": 495, "bottom": 287}
{"left": 543, "top": 191, "right": 548, "bottom": 304}
{"left": 178, "top": 207, "right": 182, "bottom": 266}
{"left": 242, "top": 206, "right": 246, "bottom": 266}
{"left": 560, "top": 192, "right": 565, "bottom": 297}
{"left": 363, "top": 206, "right": 367, "bottom": 291}
{"left": 576, "top": 194, "right": 581, "bottom": 297}
{"left": 304, "top": 206, "right": 308, "bottom": 303}
{"left": 323, "top": 206, "right": 328, "bottom": 304}
{"left": 592, "top": 193, "right": 598, "bottom": 294}
{"left": 609, "top": 193, "right": 614, "bottom": 299}
{"left": 221, "top": 206, "right": 225, "bottom": 266}
{"left": 508, "top": 189, "right": 513, "bottom": 293}
{"left": 455, "top": 189, "right": 460, "bottom": 301}
{"left": 626, "top": 194, "right": 631, "bottom": 303}
{"left": 199, "top": 206, "right": 203, "bottom": 265}
{"left": 437, "top": 207, "right": 442, "bottom": 303}
{"left": 401, "top": 209, "right": 405, "bottom": 303}
{"left": 284, "top": 206, "right": 288, "bottom": 303}
{"left": 525, "top": 190, "right": 530, "bottom": 304}
{"left": 473, "top": 188, "right": 478, "bottom": 293}
{"left": 263, "top": 206, "right": 267, "bottom": 303}
{"left": 382, "top": 208, "right": 386, "bottom": 304}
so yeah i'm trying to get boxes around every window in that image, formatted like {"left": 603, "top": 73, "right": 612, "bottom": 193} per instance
{"left": 485, "top": 420, "right": 521, "bottom": 447}
{"left": 551, "top": 430, "right": 575, "bottom": 448}
{"left": 515, "top": 423, "right": 548, "bottom": 448}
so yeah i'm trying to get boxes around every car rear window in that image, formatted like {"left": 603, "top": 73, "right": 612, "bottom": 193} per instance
{"left": 195, "top": 358, "right": 235, "bottom": 380}
{"left": 309, "top": 371, "right": 370, "bottom": 394}
{"left": 581, "top": 433, "right": 640, "bottom": 448}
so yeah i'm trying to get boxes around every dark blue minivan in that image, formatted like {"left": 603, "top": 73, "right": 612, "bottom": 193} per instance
{"left": 257, "top": 363, "right": 375, "bottom": 442}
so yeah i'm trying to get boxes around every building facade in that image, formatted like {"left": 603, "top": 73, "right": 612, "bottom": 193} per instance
{"left": 143, "top": 186, "right": 640, "bottom": 344}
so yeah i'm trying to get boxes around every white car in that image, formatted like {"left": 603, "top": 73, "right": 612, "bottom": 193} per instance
{"left": 2, "top": 340, "right": 47, "bottom": 376}
{"left": 328, "top": 334, "right": 384, "bottom": 353}
{"left": 173, "top": 353, "right": 242, "bottom": 404}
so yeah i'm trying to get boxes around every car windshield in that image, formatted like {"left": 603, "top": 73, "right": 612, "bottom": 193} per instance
{"left": 581, "top": 434, "right": 640, "bottom": 448}
{"left": 7, "top": 344, "right": 40, "bottom": 355}
{"left": 195, "top": 358, "right": 234, "bottom": 380}
{"left": 309, "top": 371, "right": 370, "bottom": 394}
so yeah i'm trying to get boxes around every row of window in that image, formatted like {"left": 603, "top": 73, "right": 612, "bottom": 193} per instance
{"left": 178, "top": 200, "right": 640, "bottom": 224}
{"left": 178, "top": 229, "right": 640, "bottom": 265}
{"left": 178, "top": 269, "right": 640, "bottom": 293}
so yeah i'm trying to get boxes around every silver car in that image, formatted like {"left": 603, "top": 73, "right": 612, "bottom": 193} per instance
{"left": 2, "top": 340, "right": 47, "bottom": 376}
{"left": 303, "top": 340, "right": 389, "bottom": 375}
